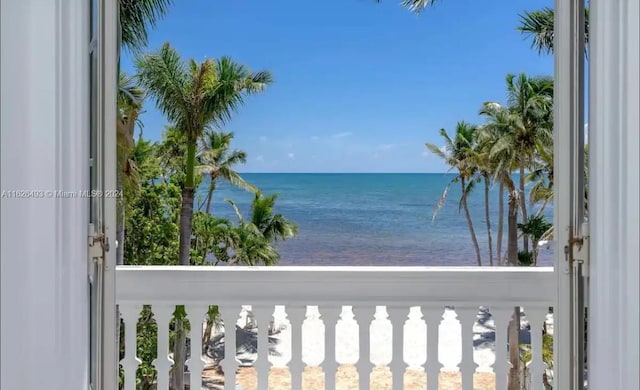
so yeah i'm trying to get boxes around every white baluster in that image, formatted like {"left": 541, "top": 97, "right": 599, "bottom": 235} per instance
{"left": 220, "top": 306, "right": 239, "bottom": 390}
{"left": 253, "top": 306, "right": 273, "bottom": 390}
{"left": 186, "top": 305, "right": 207, "bottom": 390}
{"left": 424, "top": 308, "right": 442, "bottom": 390}
{"left": 321, "top": 306, "right": 341, "bottom": 390}
{"left": 388, "top": 307, "right": 408, "bottom": 390}
{"left": 492, "top": 308, "right": 512, "bottom": 390}
{"left": 527, "top": 307, "right": 549, "bottom": 390}
{"left": 288, "top": 306, "right": 306, "bottom": 390}
{"left": 457, "top": 307, "right": 478, "bottom": 390}
{"left": 353, "top": 306, "right": 375, "bottom": 390}
{"left": 120, "top": 304, "right": 142, "bottom": 390}
{"left": 152, "top": 305, "right": 175, "bottom": 390}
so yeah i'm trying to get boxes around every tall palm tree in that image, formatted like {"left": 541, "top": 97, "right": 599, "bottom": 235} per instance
{"left": 468, "top": 125, "right": 496, "bottom": 266}
{"left": 136, "top": 43, "right": 272, "bottom": 389}
{"left": 136, "top": 42, "right": 272, "bottom": 267}
{"left": 426, "top": 122, "right": 483, "bottom": 266}
{"left": 497, "top": 73, "right": 553, "bottom": 253}
{"left": 197, "top": 130, "right": 257, "bottom": 214}
{"left": 518, "top": 7, "right": 590, "bottom": 55}
{"left": 478, "top": 102, "right": 521, "bottom": 266}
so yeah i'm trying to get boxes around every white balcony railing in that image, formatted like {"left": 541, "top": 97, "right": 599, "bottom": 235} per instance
{"left": 116, "top": 266, "right": 555, "bottom": 390}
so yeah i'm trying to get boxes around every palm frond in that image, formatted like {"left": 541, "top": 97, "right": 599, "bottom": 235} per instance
{"left": 219, "top": 167, "right": 258, "bottom": 193}
{"left": 431, "top": 182, "right": 451, "bottom": 223}
{"left": 120, "top": 0, "right": 173, "bottom": 53}
{"left": 225, "top": 198, "right": 244, "bottom": 224}
{"left": 135, "top": 43, "right": 190, "bottom": 127}
{"left": 374, "top": 0, "right": 440, "bottom": 13}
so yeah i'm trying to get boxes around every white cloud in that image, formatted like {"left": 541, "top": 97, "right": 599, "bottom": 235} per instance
{"left": 331, "top": 131, "right": 353, "bottom": 139}
{"left": 287, "top": 153, "right": 295, "bottom": 160}
{"left": 258, "top": 136, "right": 268, "bottom": 142}
{"left": 255, "top": 155, "right": 264, "bottom": 162}
{"left": 310, "top": 135, "right": 320, "bottom": 141}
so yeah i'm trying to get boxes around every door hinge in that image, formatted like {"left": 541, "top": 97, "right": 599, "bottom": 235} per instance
{"left": 566, "top": 222, "right": 590, "bottom": 277}
{"left": 88, "top": 223, "right": 110, "bottom": 268}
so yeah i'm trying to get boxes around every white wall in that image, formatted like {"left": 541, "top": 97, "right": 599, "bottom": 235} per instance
{"left": 1, "top": 0, "right": 90, "bottom": 389}
{"left": 589, "top": 0, "right": 640, "bottom": 388}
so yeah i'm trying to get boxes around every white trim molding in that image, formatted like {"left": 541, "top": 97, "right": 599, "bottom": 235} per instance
{"left": 589, "top": 0, "right": 640, "bottom": 388}
{"left": 0, "top": 0, "right": 90, "bottom": 389}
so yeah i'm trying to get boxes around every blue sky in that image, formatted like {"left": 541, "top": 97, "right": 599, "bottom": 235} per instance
{"left": 121, "top": 0, "right": 554, "bottom": 173}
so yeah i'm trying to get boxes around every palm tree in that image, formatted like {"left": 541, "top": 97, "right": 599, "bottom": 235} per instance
{"left": 136, "top": 42, "right": 272, "bottom": 267}
{"left": 498, "top": 73, "right": 553, "bottom": 253}
{"left": 117, "top": 72, "right": 145, "bottom": 267}
{"left": 136, "top": 43, "right": 272, "bottom": 389}
{"left": 426, "top": 122, "right": 483, "bottom": 266}
{"left": 468, "top": 126, "right": 496, "bottom": 266}
{"left": 517, "top": 7, "right": 590, "bottom": 55}
{"left": 197, "top": 130, "right": 257, "bottom": 214}
{"left": 478, "top": 102, "right": 520, "bottom": 266}
{"left": 227, "top": 192, "right": 299, "bottom": 244}
{"left": 518, "top": 215, "right": 552, "bottom": 266}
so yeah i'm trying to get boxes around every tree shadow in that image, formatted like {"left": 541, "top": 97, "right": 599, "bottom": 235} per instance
{"left": 205, "top": 324, "right": 283, "bottom": 366}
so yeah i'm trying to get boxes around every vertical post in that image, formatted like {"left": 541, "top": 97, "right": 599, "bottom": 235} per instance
{"left": 97, "top": 0, "right": 119, "bottom": 388}
{"left": 554, "top": 0, "right": 585, "bottom": 388}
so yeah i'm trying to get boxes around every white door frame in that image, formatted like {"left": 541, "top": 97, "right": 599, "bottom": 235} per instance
{"left": 93, "top": 0, "right": 119, "bottom": 388}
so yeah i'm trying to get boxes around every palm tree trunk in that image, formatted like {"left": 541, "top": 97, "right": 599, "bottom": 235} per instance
{"left": 508, "top": 306, "right": 521, "bottom": 390}
{"left": 497, "top": 182, "right": 505, "bottom": 265}
{"left": 178, "top": 187, "right": 194, "bottom": 265}
{"left": 174, "top": 140, "right": 198, "bottom": 390}
{"left": 507, "top": 192, "right": 519, "bottom": 266}
{"left": 173, "top": 322, "right": 186, "bottom": 389}
{"left": 205, "top": 177, "right": 216, "bottom": 215}
{"left": 519, "top": 163, "right": 529, "bottom": 252}
{"left": 178, "top": 141, "right": 198, "bottom": 266}
{"left": 483, "top": 175, "right": 493, "bottom": 266}
{"left": 461, "top": 178, "right": 482, "bottom": 266}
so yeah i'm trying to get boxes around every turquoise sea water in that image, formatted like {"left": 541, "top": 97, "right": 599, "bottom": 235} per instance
{"left": 197, "top": 173, "right": 553, "bottom": 266}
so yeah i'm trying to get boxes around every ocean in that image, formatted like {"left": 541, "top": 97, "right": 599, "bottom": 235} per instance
{"left": 198, "top": 173, "right": 554, "bottom": 266}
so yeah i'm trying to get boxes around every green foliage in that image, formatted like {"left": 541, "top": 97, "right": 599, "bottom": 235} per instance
{"left": 124, "top": 180, "right": 181, "bottom": 265}
{"left": 518, "top": 215, "right": 553, "bottom": 244}
{"left": 517, "top": 250, "right": 534, "bottom": 266}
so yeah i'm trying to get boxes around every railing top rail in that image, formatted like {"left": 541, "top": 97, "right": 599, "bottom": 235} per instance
{"left": 116, "top": 266, "right": 555, "bottom": 307}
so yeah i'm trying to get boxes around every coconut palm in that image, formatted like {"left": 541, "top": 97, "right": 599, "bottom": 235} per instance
{"left": 136, "top": 43, "right": 272, "bottom": 389}
{"left": 136, "top": 42, "right": 272, "bottom": 267}
{"left": 227, "top": 192, "right": 299, "bottom": 244}
{"left": 197, "top": 130, "right": 257, "bottom": 214}
{"left": 497, "top": 73, "right": 553, "bottom": 253}
{"left": 478, "top": 102, "right": 521, "bottom": 266}
{"left": 518, "top": 215, "right": 552, "bottom": 265}
{"left": 468, "top": 126, "right": 496, "bottom": 266}
{"left": 517, "top": 7, "right": 590, "bottom": 55}
{"left": 426, "top": 122, "right": 483, "bottom": 266}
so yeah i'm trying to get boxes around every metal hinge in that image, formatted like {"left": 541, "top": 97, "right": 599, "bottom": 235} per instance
{"left": 565, "top": 222, "right": 590, "bottom": 276}
{"left": 88, "top": 223, "right": 110, "bottom": 275}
